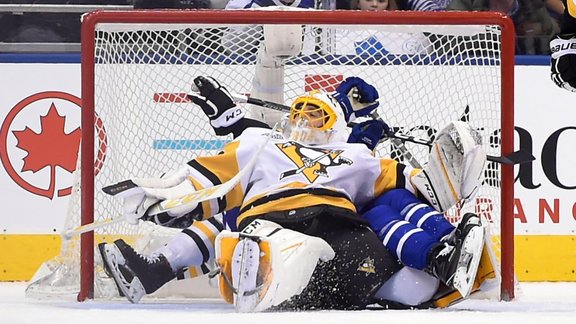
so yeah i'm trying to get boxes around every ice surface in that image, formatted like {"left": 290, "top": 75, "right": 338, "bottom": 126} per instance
{"left": 2, "top": 282, "right": 576, "bottom": 324}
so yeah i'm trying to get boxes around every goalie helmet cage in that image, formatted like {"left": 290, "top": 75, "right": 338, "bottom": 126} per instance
{"left": 70, "top": 9, "right": 515, "bottom": 302}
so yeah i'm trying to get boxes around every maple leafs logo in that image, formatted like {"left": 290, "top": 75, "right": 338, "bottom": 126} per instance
{"left": 12, "top": 104, "right": 81, "bottom": 199}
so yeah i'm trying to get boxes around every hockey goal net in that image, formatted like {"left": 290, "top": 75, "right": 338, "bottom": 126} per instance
{"left": 26, "top": 9, "right": 516, "bottom": 302}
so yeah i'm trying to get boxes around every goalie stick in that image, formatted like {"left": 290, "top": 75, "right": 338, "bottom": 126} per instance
{"left": 62, "top": 217, "right": 125, "bottom": 240}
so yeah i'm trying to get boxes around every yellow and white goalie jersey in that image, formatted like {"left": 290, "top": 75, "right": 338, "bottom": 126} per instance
{"left": 186, "top": 128, "right": 420, "bottom": 227}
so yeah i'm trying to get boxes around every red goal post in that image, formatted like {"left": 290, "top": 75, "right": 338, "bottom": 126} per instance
{"left": 72, "top": 9, "right": 516, "bottom": 302}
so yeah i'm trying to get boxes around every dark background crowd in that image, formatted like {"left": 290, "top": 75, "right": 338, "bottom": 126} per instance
{"left": 0, "top": 0, "right": 564, "bottom": 55}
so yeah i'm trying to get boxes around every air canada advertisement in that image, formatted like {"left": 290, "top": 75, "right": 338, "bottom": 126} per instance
{"left": 0, "top": 63, "right": 575, "bottom": 280}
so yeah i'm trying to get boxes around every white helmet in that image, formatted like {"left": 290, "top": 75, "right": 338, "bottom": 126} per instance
{"left": 285, "top": 90, "right": 348, "bottom": 145}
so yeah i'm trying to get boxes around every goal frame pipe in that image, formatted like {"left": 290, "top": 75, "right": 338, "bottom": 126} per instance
{"left": 80, "top": 9, "right": 515, "bottom": 301}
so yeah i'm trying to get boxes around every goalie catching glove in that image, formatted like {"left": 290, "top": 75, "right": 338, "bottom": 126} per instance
{"left": 215, "top": 219, "right": 335, "bottom": 313}
{"left": 550, "top": 33, "right": 576, "bottom": 92}
{"left": 411, "top": 121, "right": 486, "bottom": 213}
{"left": 332, "top": 76, "right": 380, "bottom": 122}
{"left": 102, "top": 166, "right": 199, "bottom": 225}
{"left": 188, "top": 76, "right": 246, "bottom": 135}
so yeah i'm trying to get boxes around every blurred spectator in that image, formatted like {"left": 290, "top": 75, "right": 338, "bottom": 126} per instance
{"left": 514, "top": 0, "right": 560, "bottom": 54}
{"left": 403, "top": 0, "right": 443, "bottom": 11}
{"left": 446, "top": 0, "right": 519, "bottom": 15}
{"left": 0, "top": 1, "right": 131, "bottom": 43}
{"left": 225, "top": 0, "right": 315, "bottom": 9}
{"left": 133, "top": 0, "right": 210, "bottom": 9}
{"left": 343, "top": 0, "right": 431, "bottom": 55}
{"left": 349, "top": 0, "right": 398, "bottom": 10}
{"left": 545, "top": 0, "right": 565, "bottom": 21}
{"left": 221, "top": 0, "right": 317, "bottom": 55}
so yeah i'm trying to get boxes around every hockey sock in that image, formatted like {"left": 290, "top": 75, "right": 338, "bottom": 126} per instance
{"left": 363, "top": 203, "right": 437, "bottom": 270}
{"left": 372, "top": 189, "right": 454, "bottom": 241}
{"left": 155, "top": 227, "right": 216, "bottom": 273}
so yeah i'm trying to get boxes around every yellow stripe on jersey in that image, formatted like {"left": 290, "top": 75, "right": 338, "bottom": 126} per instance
{"left": 194, "top": 141, "right": 245, "bottom": 210}
{"left": 193, "top": 221, "right": 218, "bottom": 244}
{"left": 374, "top": 159, "right": 401, "bottom": 197}
{"left": 188, "top": 267, "right": 199, "bottom": 278}
{"left": 188, "top": 177, "right": 212, "bottom": 217}
{"left": 238, "top": 193, "right": 356, "bottom": 226}
{"left": 569, "top": 0, "right": 576, "bottom": 18}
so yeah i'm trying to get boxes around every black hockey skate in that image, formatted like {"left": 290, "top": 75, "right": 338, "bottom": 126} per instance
{"left": 427, "top": 213, "right": 484, "bottom": 298}
{"left": 441, "top": 213, "right": 482, "bottom": 246}
{"left": 98, "top": 239, "right": 176, "bottom": 303}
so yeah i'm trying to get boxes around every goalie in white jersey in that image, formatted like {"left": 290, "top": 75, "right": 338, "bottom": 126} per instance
{"left": 99, "top": 76, "right": 486, "bottom": 311}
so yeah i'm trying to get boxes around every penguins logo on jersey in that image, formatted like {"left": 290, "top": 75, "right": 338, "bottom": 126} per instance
{"left": 357, "top": 257, "right": 376, "bottom": 274}
{"left": 276, "top": 141, "right": 352, "bottom": 182}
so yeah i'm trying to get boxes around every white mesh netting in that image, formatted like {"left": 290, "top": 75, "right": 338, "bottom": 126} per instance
{"left": 26, "top": 9, "right": 513, "bottom": 301}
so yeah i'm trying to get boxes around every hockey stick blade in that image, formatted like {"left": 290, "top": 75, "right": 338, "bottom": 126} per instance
{"left": 102, "top": 179, "right": 139, "bottom": 196}
{"left": 147, "top": 123, "right": 278, "bottom": 216}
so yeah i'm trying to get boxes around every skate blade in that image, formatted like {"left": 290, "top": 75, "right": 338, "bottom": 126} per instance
{"left": 97, "top": 243, "right": 126, "bottom": 298}
{"left": 232, "top": 239, "right": 261, "bottom": 313}
{"left": 452, "top": 226, "right": 485, "bottom": 298}
{"left": 101, "top": 244, "right": 145, "bottom": 304}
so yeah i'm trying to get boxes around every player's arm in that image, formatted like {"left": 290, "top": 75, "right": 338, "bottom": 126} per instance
{"left": 103, "top": 137, "right": 250, "bottom": 226}
{"left": 550, "top": 0, "right": 576, "bottom": 92}
{"left": 188, "top": 75, "right": 270, "bottom": 138}
{"left": 192, "top": 74, "right": 382, "bottom": 143}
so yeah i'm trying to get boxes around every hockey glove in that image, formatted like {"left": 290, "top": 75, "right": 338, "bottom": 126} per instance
{"left": 332, "top": 76, "right": 380, "bottom": 122}
{"left": 347, "top": 119, "right": 390, "bottom": 151}
{"left": 103, "top": 167, "right": 199, "bottom": 225}
{"left": 188, "top": 76, "right": 246, "bottom": 136}
{"left": 550, "top": 33, "right": 576, "bottom": 92}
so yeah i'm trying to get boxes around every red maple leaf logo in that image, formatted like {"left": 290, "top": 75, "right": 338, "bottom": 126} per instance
{"left": 13, "top": 103, "right": 81, "bottom": 199}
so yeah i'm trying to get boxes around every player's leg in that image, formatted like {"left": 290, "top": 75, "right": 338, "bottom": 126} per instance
{"left": 364, "top": 202, "right": 484, "bottom": 298}
{"left": 370, "top": 188, "right": 454, "bottom": 241}
{"left": 99, "top": 215, "right": 224, "bottom": 303}
{"left": 247, "top": 24, "right": 303, "bottom": 126}
{"left": 215, "top": 218, "right": 336, "bottom": 312}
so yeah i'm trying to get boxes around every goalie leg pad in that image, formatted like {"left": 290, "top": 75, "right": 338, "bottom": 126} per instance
{"left": 248, "top": 46, "right": 287, "bottom": 126}
{"left": 215, "top": 219, "right": 335, "bottom": 312}
{"left": 262, "top": 24, "right": 303, "bottom": 58}
{"left": 248, "top": 24, "right": 302, "bottom": 126}
{"left": 412, "top": 121, "right": 486, "bottom": 212}
{"left": 231, "top": 238, "right": 261, "bottom": 312}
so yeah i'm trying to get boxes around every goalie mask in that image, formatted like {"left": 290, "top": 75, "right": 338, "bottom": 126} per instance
{"left": 285, "top": 90, "right": 348, "bottom": 145}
